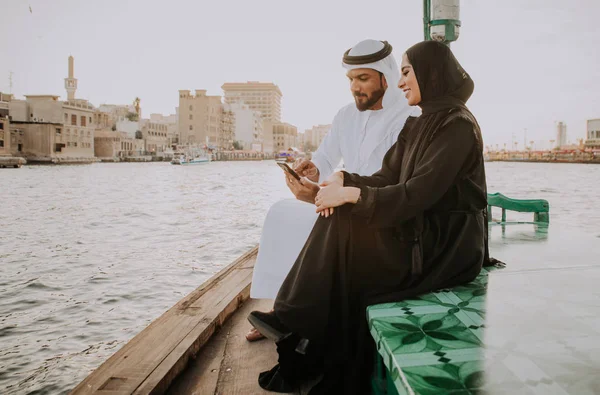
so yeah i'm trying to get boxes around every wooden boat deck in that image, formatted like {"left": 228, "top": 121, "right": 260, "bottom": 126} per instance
{"left": 167, "top": 298, "right": 315, "bottom": 395}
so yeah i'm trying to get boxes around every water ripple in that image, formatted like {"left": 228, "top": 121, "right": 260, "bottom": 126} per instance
{"left": 0, "top": 161, "right": 291, "bottom": 394}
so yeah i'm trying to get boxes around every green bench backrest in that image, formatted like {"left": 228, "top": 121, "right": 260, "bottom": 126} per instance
{"left": 487, "top": 192, "right": 550, "bottom": 224}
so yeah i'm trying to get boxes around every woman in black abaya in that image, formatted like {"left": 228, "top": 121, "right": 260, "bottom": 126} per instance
{"left": 250, "top": 40, "right": 493, "bottom": 394}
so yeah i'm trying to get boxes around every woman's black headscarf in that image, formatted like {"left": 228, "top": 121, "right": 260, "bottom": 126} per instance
{"left": 404, "top": 40, "right": 482, "bottom": 156}
{"left": 407, "top": 40, "right": 473, "bottom": 114}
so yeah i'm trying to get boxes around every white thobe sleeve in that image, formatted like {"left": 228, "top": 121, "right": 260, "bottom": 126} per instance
{"left": 311, "top": 111, "right": 343, "bottom": 182}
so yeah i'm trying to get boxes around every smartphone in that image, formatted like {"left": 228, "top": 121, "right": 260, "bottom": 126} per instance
{"left": 277, "top": 162, "right": 301, "bottom": 181}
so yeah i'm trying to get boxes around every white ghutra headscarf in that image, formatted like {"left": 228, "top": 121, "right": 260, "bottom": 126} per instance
{"left": 342, "top": 39, "right": 407, "bottom": 111}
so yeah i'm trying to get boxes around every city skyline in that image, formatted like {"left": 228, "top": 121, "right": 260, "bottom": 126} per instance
{"left": 0, "top": 53, "right": 588, "bottom": 151}
{"left": 2, "top": 0, "right": 599, "bottom": 147}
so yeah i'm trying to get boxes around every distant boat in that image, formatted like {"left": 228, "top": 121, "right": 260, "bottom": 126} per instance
{"left": 276, "top": 147, "right": 304, "bottom": 163}
{"left": 171, "top": 153, "right": 210, "bottom": 165}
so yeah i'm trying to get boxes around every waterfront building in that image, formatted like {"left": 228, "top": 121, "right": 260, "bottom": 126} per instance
{"left": 221, "top": 82, "right": 282, "bottom": 122}
{"left": 98, "top": 104, "right": 140, "bottom": 126}
{"left": 140, "top": 119, "right": 169, "bottom": 154}
{"left": 8, "top": 94, "right": 95, "bottom": 163}
{"left": 94, "top": 107, "right": 145, "bottom": 160}
{"left": 94, "top": 129, "right": 144, "bottom": 159}
{"left": 2, "top": 57, "right": 96, "bottom": 163}
{"left": 304, "top": 124, "right": 331, "bottom": 151}
{"left": 272, "top": 122, "right": 298, "bottom": 151}
{"left": 220, "top": 105, "right": 235, "bottom": 151}
{"left": 150, "top": 113, "right": 179, "bottom": 146}
{"left": 585, "top": 119, "right": 600, "bottom": 149}
{"left": 178, "top": 89, "right": 222, "bottom": 148}
{"left": 0, "top": 93, "right": 13, "bottom": 156}
{"left": 0, "top": 116, "right": 14, "bottom": 156}
{"left": 93, "top": 110, "right": 111, "bottom": 130}
{"left": 226, "top": 102, "right": 264, "bottom": 151}
{"left": 97, "top": 104, "right": 142, "bottom": 140}
{"left": 261, "top": 120, "right": 275, "bottom": 154}
{"left": 0, "top": 92, "right": 12, "bottom": 118}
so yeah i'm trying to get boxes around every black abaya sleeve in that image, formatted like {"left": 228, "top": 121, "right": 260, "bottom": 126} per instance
{"left": 341, "top": 140, "right": 401, "bottom": 188}
{"left": 341, "top": 116, "right": 417, "bottom": 188}
{"left": 351, "top": 118, "right": 477, "bottom": 228}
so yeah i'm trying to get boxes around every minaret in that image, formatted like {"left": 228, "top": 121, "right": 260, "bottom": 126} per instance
{"left": 64, "top": 55, "right": 77, "bottom": 100}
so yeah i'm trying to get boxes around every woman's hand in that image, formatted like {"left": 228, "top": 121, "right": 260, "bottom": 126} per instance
{"left": 315, "top": 183, "right": 361, "bottom": 217}
{"left": 315, "top": 182, "right": 343, "bottom": 217}
{"left": 320, "top": 171, "right": 344, "bottom": 188}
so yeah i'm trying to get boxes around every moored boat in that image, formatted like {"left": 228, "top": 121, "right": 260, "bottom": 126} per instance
{"left": 171, "top": 153, "right": 211, "bottom": 165}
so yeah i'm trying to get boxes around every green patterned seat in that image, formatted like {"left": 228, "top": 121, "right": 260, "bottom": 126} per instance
{"left": 368, "top": 266, "right": 501, "bottom": 395}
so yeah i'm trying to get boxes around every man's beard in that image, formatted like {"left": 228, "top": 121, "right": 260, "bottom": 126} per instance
{"left": 354, "top": 88, "right": 385, "bottom": 111}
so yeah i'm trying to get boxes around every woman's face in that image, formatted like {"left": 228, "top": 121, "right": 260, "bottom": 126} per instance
{"left": 398, "top": 53, "right": 421, "bottom": 106}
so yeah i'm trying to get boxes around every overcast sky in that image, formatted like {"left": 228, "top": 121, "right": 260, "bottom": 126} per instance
{"left": 2, "top": 0, "right": 599, "bottom": 148}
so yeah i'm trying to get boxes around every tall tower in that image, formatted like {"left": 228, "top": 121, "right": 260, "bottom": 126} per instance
{"left": 556, "top": 121, "right": 567, "bottom": 148}
{"left": 64, "top": 55, "right": 77, "bottom": 100}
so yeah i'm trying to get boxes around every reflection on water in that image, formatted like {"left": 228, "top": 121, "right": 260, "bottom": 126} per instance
{"left": 0, "top": 161, "right": 598, "bottom": 394}
{"left": 483, "top": 265, "right": 600, "bottom": 394}
{"left": 490, "top": 223, "right": 549, "bottom": 242}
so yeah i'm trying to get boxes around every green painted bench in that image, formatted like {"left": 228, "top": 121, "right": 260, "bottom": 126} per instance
{"left": 486, "top": 192, "right": 549, "bottom": 225}
{"left": 369, "top": 265, "right": 501, "bottom": 395}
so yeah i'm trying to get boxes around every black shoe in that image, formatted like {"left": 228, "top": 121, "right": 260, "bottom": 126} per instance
{"left": 248, "top": 310, "right": 291, "bottom": 342}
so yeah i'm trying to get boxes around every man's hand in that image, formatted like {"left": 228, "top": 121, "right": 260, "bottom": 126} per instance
{"left": 285, "top": 174, "right": 320, "bottom": 204}
{"left": 294, "top": 159, "right": 319, "bottom": 183}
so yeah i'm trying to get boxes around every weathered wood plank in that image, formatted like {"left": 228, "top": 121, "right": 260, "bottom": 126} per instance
{"left": 70, "top": 246, "right": 258, "bottom": 395}
{"left": 165, "top": 329, "right": 226, "bottom": 395}
{"left": 166, "top": 285, "right": 322, "bottom": 394}
{"left": 134, "top": 270, "right": 253, "bottom": 394}
{"left": 210, "top": 298, "right": 318, "bottom": 394}
{"left": 169, "top": 298, "right": 289, "bottom": 395}
{"left": 215, "top": 299, "right": 280, "bottom": 395}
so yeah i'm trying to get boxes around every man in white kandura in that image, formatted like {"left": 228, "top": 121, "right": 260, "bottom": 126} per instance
{"left": 247, "top": 39, "right": 420, "bottom": 341}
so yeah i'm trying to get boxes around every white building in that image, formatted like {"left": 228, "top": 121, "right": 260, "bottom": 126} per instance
{"left": 115, "top": 119, "right": 140, "bottom": 139}
{"left": 555, "top": 121, "right": 567, "bottom": 148}
{"left": 150, "top": 112, "right": 179, "bottom": 146}
{"left": 304, "top": 124, "right": 331, "bottom": 151}
{"left": 98, "top": 104, "right": 139, "bottom": 123}
{"left": 585, "top": 119, "right": 600, "bottom": 149}
{"left": 226, "top": 102, "right": 263, "bottom": 150}
{"left": 221, "top": 82, "right": 282, "bottom": 122}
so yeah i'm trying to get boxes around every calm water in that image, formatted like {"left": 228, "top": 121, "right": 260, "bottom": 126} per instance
{"left": 0, "top": 161, "right": 599, "bottom": 394}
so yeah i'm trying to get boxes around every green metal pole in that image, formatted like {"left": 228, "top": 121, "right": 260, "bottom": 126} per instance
{"left": 423, "top": 0, "right": 430, "bottom": 41}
